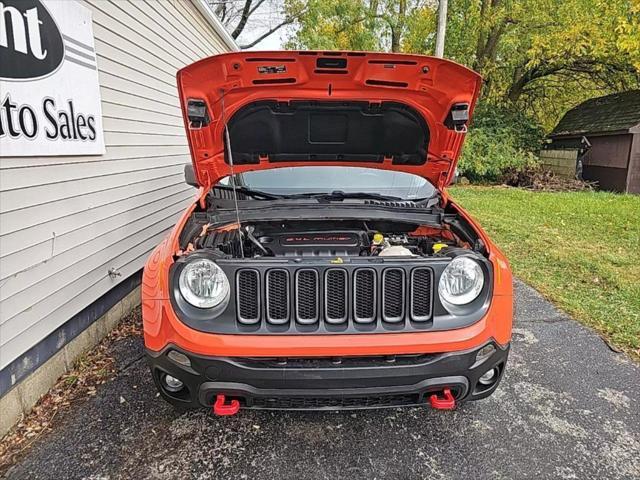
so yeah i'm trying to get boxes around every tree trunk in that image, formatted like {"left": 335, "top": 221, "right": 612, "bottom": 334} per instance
{"left": 232, "top": 0, "right": 253, "bottom": 39}
{"left": 390, "top": 0, "right": 406, "bottom": 52}
{"left": 473, "top": 0, "right": 490, "bottom": 70}
{"left": 473, "top": 0, "right": 504, "bottom": 74}
{"left": 507, "top": 76, "right": 527, "bottom": 103}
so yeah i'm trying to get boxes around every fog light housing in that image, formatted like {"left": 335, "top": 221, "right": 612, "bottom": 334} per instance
{"left": 478, "top": 368, "right": 498, "bottom": 386}
{"left": 163, "top": 374, "right": 184, "bottom": 392}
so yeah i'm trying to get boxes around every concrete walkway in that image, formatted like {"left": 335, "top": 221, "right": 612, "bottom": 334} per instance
{"left": 5, "top": 281, "right": 639, "bottom": 479}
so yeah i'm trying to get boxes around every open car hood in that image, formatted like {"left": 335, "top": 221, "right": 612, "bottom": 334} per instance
{"left": 178, "top": 51, "right": 482, "bottom": 190}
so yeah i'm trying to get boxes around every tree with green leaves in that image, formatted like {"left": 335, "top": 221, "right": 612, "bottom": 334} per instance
{"left": 284, "top": 0, "right": 640, "bottom": 129}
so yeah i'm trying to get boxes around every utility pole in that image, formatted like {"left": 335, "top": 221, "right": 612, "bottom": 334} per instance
{"left": 435, "top": 0, "right": 448, "bottom": 58}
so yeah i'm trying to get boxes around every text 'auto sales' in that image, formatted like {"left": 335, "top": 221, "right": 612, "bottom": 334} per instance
{"left": 0, "top": 95, "right": 98, "bottom": 142}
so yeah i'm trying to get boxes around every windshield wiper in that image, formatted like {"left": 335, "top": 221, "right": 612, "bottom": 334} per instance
{"left": 213, "top": 185, "right": 283, "bottom": 200}
{"left": 284, "top": 190, "right": 403, "bottom": 201}
{"left": 213, "top": 187, "right": 406, "bottom": 202}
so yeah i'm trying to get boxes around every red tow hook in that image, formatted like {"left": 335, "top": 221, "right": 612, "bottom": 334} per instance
{"left": 429, "top": 388, "right": 456, "bottom": 410}
{"left": 213, "top": 394, "right": 240, "bottom": 416}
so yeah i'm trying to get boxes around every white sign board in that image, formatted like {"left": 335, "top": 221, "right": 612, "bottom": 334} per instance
{"left": 0, "top": 0, "right": 105, "bottom": 156}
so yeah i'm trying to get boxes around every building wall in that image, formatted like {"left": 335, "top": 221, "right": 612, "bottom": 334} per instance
{"left": 0, "top": 0, "right": 233, "bottom": 376}
{"left": 581, "top": 134, "right": 632, "bottom": 192}
{"left": 539, "top": 149, "right": 578, "bottom": 178}
{"left": 626, "top": 129, "right": 640, "bottom": 194}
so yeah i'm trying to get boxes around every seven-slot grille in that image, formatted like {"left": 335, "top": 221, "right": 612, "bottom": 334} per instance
{"left": 237, "top": 267, "right": 434, "bottom": 327}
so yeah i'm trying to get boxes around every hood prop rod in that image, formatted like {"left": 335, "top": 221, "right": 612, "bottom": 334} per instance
{"left": 221, "top": 91, "right": 244, "bottom": 258}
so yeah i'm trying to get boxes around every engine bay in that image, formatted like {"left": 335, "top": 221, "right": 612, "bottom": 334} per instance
{"left": 168, "top": 199, "right": 493, "bottom": 336}
{"left": 179, "top": 218, "right": 470, "bottom": 259}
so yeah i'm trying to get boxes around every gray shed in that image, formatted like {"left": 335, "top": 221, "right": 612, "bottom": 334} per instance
{"left": 547, "top": 90, "right": 640, "bottom": 193}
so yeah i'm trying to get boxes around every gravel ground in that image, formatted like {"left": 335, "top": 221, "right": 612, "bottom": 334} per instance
{"left": 4, "top": 280, "right": 640, "bottom": 480}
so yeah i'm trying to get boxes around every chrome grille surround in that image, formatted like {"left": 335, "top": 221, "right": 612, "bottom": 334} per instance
{"left": 295, "top": 269, "right": 319, "bottom": 324}
{"left": 410, "top": 267, "right": 433, "bottom": 322}
{"left": 325, "top": 268, "right": 348, "bottom": 324}
{"left": 353, "top": 268, "right": 376, "bottom": 323}
{"left": 382, "top": 268, "right": 405, "bottom": 323}
{"left": 266, "top": 269, "right": 290, "bottom": 324}
{"left": 236, "top": 269, "right": 260, "bottom": 324}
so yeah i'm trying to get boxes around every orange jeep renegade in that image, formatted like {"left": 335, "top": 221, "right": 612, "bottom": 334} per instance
{"left": 142, "top": 51, "right": 513, "bottom": 415}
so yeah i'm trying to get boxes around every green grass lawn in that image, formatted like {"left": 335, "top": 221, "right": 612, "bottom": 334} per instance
{"left": 450, "top": 186, "right": 640, "bottom": 357}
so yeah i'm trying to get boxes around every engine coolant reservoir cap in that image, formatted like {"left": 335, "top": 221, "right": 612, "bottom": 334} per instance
{"left": 373, "top": 233, "right": 384, "bottom": 245}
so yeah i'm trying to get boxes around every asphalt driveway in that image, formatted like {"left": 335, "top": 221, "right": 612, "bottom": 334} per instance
{"left": 5, "top": 280, "right": 640, "bottom": 480}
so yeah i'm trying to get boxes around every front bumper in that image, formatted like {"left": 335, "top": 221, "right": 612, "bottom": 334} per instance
{"left": 147, "top": 341, "right": 509, "bottom": 411}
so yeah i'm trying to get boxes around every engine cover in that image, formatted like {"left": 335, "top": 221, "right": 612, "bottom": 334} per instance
{"left": 260, "top": 231, "right": 367, "bottom": 257}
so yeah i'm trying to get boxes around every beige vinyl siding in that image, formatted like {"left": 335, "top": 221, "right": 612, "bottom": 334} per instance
{"left": 0, "top": 0, "right": 233, "bottom": 370}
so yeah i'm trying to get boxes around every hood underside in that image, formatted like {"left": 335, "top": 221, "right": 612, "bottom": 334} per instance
{"left": 177, "top": 51, "right": 482, "bottom": 189}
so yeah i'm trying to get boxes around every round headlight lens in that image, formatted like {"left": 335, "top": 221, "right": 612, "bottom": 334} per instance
{"left": 438, "top": 256, "right": 484, "bottom": 306}
{"left": 178, "top": 259, "right": 229, "bottom": 308}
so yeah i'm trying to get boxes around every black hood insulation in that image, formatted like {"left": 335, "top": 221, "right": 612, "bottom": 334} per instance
{"left": 226, "top": 100, "right": 430, "bottom": 166}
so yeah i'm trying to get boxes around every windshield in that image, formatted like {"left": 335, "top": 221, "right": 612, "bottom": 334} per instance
{"left": 222, "top": 166, "right": 436, "bottom": 200}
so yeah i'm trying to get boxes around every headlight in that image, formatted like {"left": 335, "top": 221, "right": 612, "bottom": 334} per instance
{"left": 178, "top": 258, "right": 229, "bottom": 308}
{"left": 438, "top": 256, "right": 484, "bottom": 306}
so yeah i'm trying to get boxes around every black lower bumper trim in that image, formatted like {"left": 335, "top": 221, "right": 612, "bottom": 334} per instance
{"left": 200, "top": 376, "right": 469, "bottom": 410}
{"left": 147, "top": 342, "right": 509, "bottom": 411}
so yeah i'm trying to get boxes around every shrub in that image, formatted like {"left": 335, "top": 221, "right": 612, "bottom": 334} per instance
{"left": 457, "top": 103, "right": 544, "bottom": 183}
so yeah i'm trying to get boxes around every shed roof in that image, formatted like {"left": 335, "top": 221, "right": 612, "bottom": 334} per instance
{"left": 550, "top": 90, "right": 640, "bottom": 137}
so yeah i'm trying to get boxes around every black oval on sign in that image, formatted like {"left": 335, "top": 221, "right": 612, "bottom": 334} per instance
{"left": 0, "top": 0, "right": 65, "bottom": 80}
